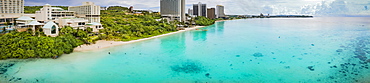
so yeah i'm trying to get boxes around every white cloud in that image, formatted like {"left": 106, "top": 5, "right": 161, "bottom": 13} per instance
{"left": 301, "top": 0, "right": 370, "bottom": 16}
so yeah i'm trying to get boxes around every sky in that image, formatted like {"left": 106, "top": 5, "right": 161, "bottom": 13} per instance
{"left": 25, "top": 0, "right": 370, "bottom": 16}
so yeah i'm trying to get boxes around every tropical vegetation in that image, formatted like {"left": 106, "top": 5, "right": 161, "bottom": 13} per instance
{"left": 195, "top": 16, "right": 215, "bottom": 26}
{"left": 99, "top": 9, "right": 177, "bottom": 41}
{"left": 0, "top": 6, "right": 220, "bottom": 60}
{"left": 0, "top": 30, "right": 83, "bottom": 59}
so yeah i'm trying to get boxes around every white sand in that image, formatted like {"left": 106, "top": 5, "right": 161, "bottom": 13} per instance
{"left": 73, "top": 26, "right": 206, "bottom": 52}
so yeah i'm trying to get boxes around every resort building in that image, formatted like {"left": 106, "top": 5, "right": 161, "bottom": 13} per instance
{"left": 42, "top": 21, "right": 59, "bottom": 36}
{"left": 100, "top": 7, "right": 107, "bottom": 10}
{"left": 134, "top": 9, "right": 153, "bottom": 14}
{"left": 207, "top": 8, "right": 216, "bottom": 19}
{"left": 216, "top": 5, "right": 225, "bottom": 18}
{"left": 193, "top": 2, "right": 207, "bottom": 17}
{"left": 55, "top": 17, "right": 88, "bottom": 29}
{"left": 35, "top": 4, "right": 74, "bottom": 22}
{"left": 23, "top": 14, "right": 36, "bottom": 19}
{"left": 55, "top": 17, "right": 102, "bottom": 32}
{"left": 15, "top": 16, "right": 34, "bottom": 28}
{"left": 85, "top": 22, "right": 103, "bottom": 32}
{"left": 68, "top": 2, "right": 101, "bottom": 23}
{"left": 0, "top": 0, "right": 24, "bottom": 27}
{"left": 25, "top": 20, "right": 43, "bottom": 34}
{"left": 160, "top": 0, "right": 186, "bottom": 22}
{"left": 188, "top": 9, "right": 193, "bottom": 16}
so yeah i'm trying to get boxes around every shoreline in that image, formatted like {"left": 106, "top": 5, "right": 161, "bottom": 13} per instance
{"left": 215, "top": 20, "right": 229, "bottom": 22}
{"left": 73, "top": 26, "right": 206, "bottom": 52}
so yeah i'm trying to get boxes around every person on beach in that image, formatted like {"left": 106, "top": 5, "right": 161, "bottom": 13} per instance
{"left": 52, "top": 55, "right": 58, "bottom": 59}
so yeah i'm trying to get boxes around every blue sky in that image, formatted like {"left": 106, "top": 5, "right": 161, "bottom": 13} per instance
{"left": 25, "top": 0, "right": 370, "bottom": 16}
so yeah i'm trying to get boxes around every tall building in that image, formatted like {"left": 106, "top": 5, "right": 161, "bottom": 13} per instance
{"left": 207, "top": 8, "right": 215, "bottom": 19}
{"left": 181, "top": 0, "right": 185, "bottom": 22}
{"left": 69, "top": 2, "right": 101, "bottom": 23}
{"left": 35, "top": 4, "right": 74, "bottom": 22}
{"left": 216, "top": 5, "right": 225, "bottom": 18}
{"left": 160, "top": 0, "right": 186, "bottom": 22}
{"left": 193, "top": 2, "right": 207, "bottom": 17}
{"left": 188, "top": 9, "right": 193, "bottom": 16}
{"left": 0, "top": 0, "right": 24, "bottom": 26}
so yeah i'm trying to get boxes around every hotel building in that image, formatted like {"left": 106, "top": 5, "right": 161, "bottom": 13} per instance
{"left": 35, "top": 4, "right": 74, "bottom": 22}
{"left": 0, "top": 0, "right": 24, "bottom": 26}
{"left": 160, "top": 0, "right": 186, "bottom": 22}
{"left": 68, "top": 2, "right": 101, "bottom": 23}
{"left": 193, "top": 2, "right": 207, "bottom": 17}
{"left": 216, "top": 5, "right": 225, "bottom": 18}
{"left": 188, "top": 9, "right": 193, "bottom": 16}
{"left": 207, "top": 8, "right": 215, "bottom": 19}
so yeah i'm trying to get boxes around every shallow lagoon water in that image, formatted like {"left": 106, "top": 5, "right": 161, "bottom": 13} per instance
{"left": 1, "top": 17, "right": 370, "bottom": 82}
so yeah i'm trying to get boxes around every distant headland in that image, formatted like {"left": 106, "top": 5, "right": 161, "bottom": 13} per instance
{"left": 252, "top": 15, "right": 314, "bottom": 18}
{"left": 227, "top": 13, "right": 314, "bottom": 18}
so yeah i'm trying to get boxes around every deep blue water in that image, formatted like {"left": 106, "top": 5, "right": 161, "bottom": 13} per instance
{"left": 1, "top": 17, "right": 370, "bottom": 83}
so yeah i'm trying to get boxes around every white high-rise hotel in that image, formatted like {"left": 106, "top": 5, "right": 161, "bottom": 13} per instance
{"left": 0, "top": 0, "right": 24, "bottom": 25}
{"left": 160, "top": 0, "right": 185, "bottom": 22}
{"left": 216, "top": 5, "right": 225, "bottom": 18}
{"left": 69, "top": 2, "right": 101, "bottom": 23}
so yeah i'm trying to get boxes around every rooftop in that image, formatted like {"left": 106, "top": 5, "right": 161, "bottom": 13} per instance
{"left": 43, "top": 21, "right": 57, "bottom": 29}
{"left": 26, "top": 20, "right": 43, "bottom": 25}
{"left": 16, "top": 16, "right": 34, "bottom": 21}
{"left": 86, "top": 22, "right": 102, "bottom": 25}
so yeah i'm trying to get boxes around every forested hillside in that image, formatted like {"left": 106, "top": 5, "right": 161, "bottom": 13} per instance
{"left": 24, "top": 6, "right": 68, "bottom": 13}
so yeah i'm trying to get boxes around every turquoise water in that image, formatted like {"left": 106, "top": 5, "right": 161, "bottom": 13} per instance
{"left": 1, "top": 17, "right": 370, "bottom": 82}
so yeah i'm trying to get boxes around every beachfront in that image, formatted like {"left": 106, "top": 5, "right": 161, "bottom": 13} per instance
{"left": 74, "top": 26, "right": 206, "bottom": 52}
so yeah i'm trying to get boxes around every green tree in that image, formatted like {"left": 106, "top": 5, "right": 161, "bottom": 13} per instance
{"left": 4, "top": 20, "right": 10, "bottom": 28}
{"left": 24, "top": 6, "right": 68, "bottom": 13}
{"left": 100, "top": 10, "right": 178, "bottom": 41}
{"left": 60, "top": 26, "right": 76, "bottom": 35}
{"left": 0, "top": 31, "right": 83, "bottom": 59}
{"left": 195, "top": 16, "right": 215, "bottom": 26}
{"left": 86, "top": 27, "right": 93, "bottom": 33}
{"left": 107, "top": 6, "right": 129, "bottom": 11}
{"left": 1, "top": 27, "right": 6, "bottom": 34}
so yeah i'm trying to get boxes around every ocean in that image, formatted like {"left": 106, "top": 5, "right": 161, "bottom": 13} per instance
{"left": 1, "top": 17, "right": 370, "bottom": 83}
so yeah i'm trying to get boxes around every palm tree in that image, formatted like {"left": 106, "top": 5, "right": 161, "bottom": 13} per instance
{"left": 189, "top": 17, "right": 195, "bottom": 27}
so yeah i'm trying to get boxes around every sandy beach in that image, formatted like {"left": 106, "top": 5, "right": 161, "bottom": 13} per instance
{"left": 73, "top": 26, "right": 206, "bottom": 52}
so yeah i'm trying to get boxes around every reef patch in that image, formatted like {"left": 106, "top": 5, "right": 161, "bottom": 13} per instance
{"left": 170, "top": 60, "right": 205, "bottom": 74}
{"left": 252, "top": 53, "right": 264, "bottom": 57}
